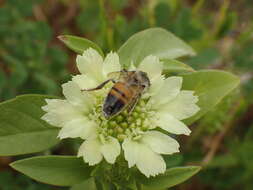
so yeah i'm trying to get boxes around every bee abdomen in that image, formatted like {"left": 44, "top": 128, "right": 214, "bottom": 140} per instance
{"left": 103, "top": 82, "right": 133, "bottom": 118}
{"left": 103, "top": 93, "right": 125, "bottom": 118}
{"left": 113, "top": 82, "right": 133, "bottom": 100}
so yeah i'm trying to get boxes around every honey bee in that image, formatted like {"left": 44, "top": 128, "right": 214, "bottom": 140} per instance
{"left": 82, "top": 69, "right": 150, "bottom": 118}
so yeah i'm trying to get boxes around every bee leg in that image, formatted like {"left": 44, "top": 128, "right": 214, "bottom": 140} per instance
{"left": 81, "top": 79, "right": 115, "bottom": 91}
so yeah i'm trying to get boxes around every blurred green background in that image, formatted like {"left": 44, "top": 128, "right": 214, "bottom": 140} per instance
{"left": 0, "top": 0, "right": 253, "bottom": 189}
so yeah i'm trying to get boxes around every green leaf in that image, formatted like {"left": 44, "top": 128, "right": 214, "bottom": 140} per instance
{"left": 58, "top": 35, "right": 104, "bottom": 57}
{"left": 162, "top": 59, "right": 195, "bottom": 74}
{"left": 187, "top": 48, "right": 221, "bottom": 69}
{"left": 164, "top": 154, "right": 183, "bottom": 168}
{"left": 138, "top": 166, "right": 201, "bottom": 189}
{"left": 70, "top": 178, "right": 97, "bottom": 190}
{"left": 118, "top": 28, "right": 195, "bottom": 67}
{"left": 0, "top": 95, "right": 59, "bottom": 156}
{"left": 10, "top": 156, "right": 92, "bottom": 186}
{"left": 181, "top": 70, "right": 240, "bottom": 124}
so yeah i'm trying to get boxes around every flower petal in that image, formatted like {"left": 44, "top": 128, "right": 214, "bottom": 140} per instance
{"left": 72, "top": 74, "right": 98, "bottom": 90}
{"left": 41, "top": 99, "right": 83, "bottom": 127}
{"left": 122, "top": 138, "right": 140, "bottom": 167}
{"left": 76, "top": 48, "right": 104, "bottom": 82}
{"left": 58, "top": 118, "right": 97, "bottom": 139}
{"left": 78, "top": 138, "right": 103, "bottom": 166}
{"left": 42, "top": 99, "right": 73, "bottom": 113}
{"left": 123, "top": 138, "right": 166, "bottom": 177}
{"left": 103, "top": 52, "right": 121, "bottom": 77}
{"left": 141, "top": 131, "right": 180, "bottom": 155}
{"left": 138, "top": 55, "right": 163, "bottom": 81}
{"left": 156, "top": 112, "right": 191, "bottom": 135}
{"left": 136, "top": 145, "right": 166, "bottom": 178}
{"left": 144, "top": 75, "right": 165, "bottom": 98}
{"left": 149, "top": 76, "right": 182, "bottom": 108}
{"left": 101, "top": 137, "right": 121, "bottom": 164}
{"left": 62, "top": 81, "right": 93, "bottom": 112}
{"left": 162, "top": 90, "right": 200, "bottom": 120}
{"left": 41, "top": 112, "right": 62, "bottom": 127}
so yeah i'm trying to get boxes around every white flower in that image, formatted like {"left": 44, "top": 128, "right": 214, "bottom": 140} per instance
{"left": 41, "top": 48, "right": 200, "bottom": 178}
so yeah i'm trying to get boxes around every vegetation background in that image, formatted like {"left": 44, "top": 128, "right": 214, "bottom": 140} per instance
{"left": 0, "top": 0, "right": 253, "bottom": 189}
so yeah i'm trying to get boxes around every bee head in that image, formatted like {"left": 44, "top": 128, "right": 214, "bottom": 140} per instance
{"left": 135, "top": 71, "right": 150, "bottom": 89}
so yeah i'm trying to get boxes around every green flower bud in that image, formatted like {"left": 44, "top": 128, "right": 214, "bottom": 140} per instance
{"left": 108, "top": 129, "right": 114, "bottom": 135}
{"left": 136, "top": 119, "right": 142, "bottom": 126}
{"left": 122, "top": 110, "right": 128, "bottom": 117}
{"left": 116, "top": 127, "right": 124, "bottom": 133}
{"left": 109, "top": 121, "right": 117, "bottom": 128}
{"left": 130, "top": 123, "right": 136, "bottom": 129}
{"left": 128, "top": 116, "right": 135, "bottom": 122}
{"left": 117, "top": 134, "right": 127, "bottom": 142}
{"left": 133, "top": 112, "right": 139, "bottom": 118}
{"left": 116, "top": 115, "right": 124, "bottom": 122}
{"left": 140, "top": 113, "right": 146, "bottom": 119}
{"left": 135, "top": 106, "right": 141, "bottom": 112}
{"left": 139, "top": 100, "right": 146, "bottom": 107}
{"left": 121, "top": 122, "right": 128, "bottom": 128}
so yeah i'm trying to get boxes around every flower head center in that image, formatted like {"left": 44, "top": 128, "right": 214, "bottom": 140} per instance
{"left": 89, "top": 97, "right": 153, "bottom": 142}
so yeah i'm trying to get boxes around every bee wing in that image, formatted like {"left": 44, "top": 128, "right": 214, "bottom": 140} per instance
{"left": 107, "top": 69, "right": 131, "bottom": 80}
{"left": 127, "top": 93, "right": 141, "bottom": 114}
{"left": 82, "top": 79, "right": 114, "bottom": 91}
{"left": 107, "top": 71, "right": 121, "bottom": 79}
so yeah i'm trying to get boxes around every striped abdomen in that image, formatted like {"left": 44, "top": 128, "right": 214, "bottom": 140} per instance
{"left": 103, "top": 82, "right": 135, "bottom": 118}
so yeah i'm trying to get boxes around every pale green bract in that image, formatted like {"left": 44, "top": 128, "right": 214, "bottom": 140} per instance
{"left": 41, "top": 48, "right": 200, "bottom": 177}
